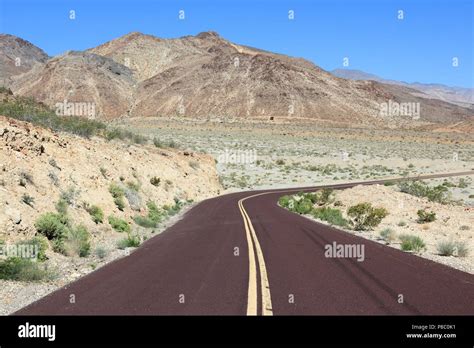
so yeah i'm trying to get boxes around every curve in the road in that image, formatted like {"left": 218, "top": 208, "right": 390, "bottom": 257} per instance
{"left": 14, "top": 171, "right": 474, "bottom": 315}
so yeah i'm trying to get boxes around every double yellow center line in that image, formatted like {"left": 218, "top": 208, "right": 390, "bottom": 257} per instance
{"left": 238, "top": 193, "right": 273, "bottom": 316}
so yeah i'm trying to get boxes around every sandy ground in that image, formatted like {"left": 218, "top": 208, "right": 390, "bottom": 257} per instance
{"left": 123, "top": 118, "right": 474, "bottom": 198}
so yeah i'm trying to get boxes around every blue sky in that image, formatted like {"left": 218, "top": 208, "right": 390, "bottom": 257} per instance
{"left": 1, "top": 0, "right": 472, "bottom": 87}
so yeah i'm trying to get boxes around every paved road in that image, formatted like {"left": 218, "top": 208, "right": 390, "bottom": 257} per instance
{"left": 15, "top": 172, "right": 474, "bottom": 315}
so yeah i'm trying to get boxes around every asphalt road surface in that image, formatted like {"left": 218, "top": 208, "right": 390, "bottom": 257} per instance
{"left": 15, "top": 172, "right": 474, "bottom": 315}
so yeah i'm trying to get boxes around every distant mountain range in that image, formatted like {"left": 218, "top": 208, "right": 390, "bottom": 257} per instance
{"left": 331, "top": 69, "right": 474, "bottom": 107}
{"left": 1, "top": 32, "right": 473, "bottom": 129}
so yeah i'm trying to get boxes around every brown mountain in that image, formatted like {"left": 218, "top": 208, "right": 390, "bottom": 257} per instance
{"left": 3, "top": 32, "right": 474, "bottom": 127}
{"left": 0, "top": 34, "right": 49, "bottom": 88}
{"left": 11, "top": 51, "right": 135, "bottom": 120}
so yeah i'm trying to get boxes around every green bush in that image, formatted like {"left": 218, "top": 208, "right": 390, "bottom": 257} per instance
{"left": 109, "top": 183, "right": 126, "bottom": 211}
{"left": 117, "top": 234, "right": 141, "bottom": 249}
{"left": 400, "top": 234, "right": 426, "bottom": 253}
{"left": 0, "top": 95, "right": 106, "bottom": 138}
{"left": 278, "top": 195, "right": 291, "bottom": 208}
{"left": 347, "top": 203, "right": 388, "bottom": 231}
{"left": 63, "top": 225, "right": 91, "bottom": 257}
{"left": 313, "top": 189, "right": 335, "bottom": 206}
{"left": 398, "top": 180, "right": 450, "bottom": 204}
{"left": 109, "top": 183, "right": 125, "bottom": 198}
{"left": 312, "top": 207, "right": 348, "bottom": 227}
{"left": 108, "top": 216, "right": 130, "bottom": 233}
{"left": 133, "top": 201, "right": 165, "bottom": 228}
{"left": 294, "top": 199, "right": 313, "bottom": 214}
{"left": 163, "top": 198, "right": 184, "bottom": 216}
{"left": 86, "top": 205, "right": 104, "bottom": 224}
{"left": 0, "top": 257, "right": 52, "bottom": 281}
{"left": 34, "top": 212, "right": 69, "bottom": 240}
{"left": 416, "top": 209, "right": 436, "bottom": 223}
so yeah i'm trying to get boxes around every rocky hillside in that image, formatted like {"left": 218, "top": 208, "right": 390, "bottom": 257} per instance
{"left": 11, "top": 51, "right": 136, "bottom": 120}
{"left": 0, "top": 114, "right": 220, "bottom": 248}
{"left": 3, "top": 32, "right": 474, "bottom": 127}
{"left": 0, "top": 34, "right": 49, "bottom": 88}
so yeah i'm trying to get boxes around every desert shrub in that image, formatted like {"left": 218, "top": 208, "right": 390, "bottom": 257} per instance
{"left": 133, "top": 201, "right": 163, "bottom": 228}
{"left": 397, "top": 221, "right": 407, "bottom": 227}
{"left": 109, "top": 183, "right": 125, "bottom": 198}
{"left": 117, "top": 234, "right": 141, "bottom": 249}
{"left": 460, "top": 225, "right": 470, "bottom": 231}
{"left": 34, "top": 212, "right": 69, "bottom": 240}
{"left": 153, "top": 137, "right": 163, "bottom": 148}
{"left": 295, "top": 199, "right": 313, "bottom": 214}
{"left": 108, "top": 216, "right": 130, "bottom": 233}
{"left": 455, "top": 241, "right": 469, "bottom": 257}
{"left": 63, "top": 225, "right": 91, "bottom": 257}
{"left": 312, "top": 207, "right": 348, "bottom": 227}
{"left": 86, "top": 205, "right": 104, "bottom": 224}
{"left": 105, "top": 128, "right": 148, "bottom": 144}
{"left": 150, "top": 176, "right": 161, "bottom": 186}
{"left": 276, "top": 159, "right": 285, "bottom": 165}
{"left": 0, "top": 95, "right": 107, "bottom": 138}
{"left": 133, "top": 216, "right": 157, "bottom": 228}
{"left": 400, "top": 234, "right": 426, "bottom": 253}
{"left": 95, "top": 247, "right": 107, "bottom": 259}
{"left": 21, "top": 194, "right": 35, "bottom": 207}
{"left": 109, "top": 183, "right": 126, "bottom": 211}
{"left": 100, "top": 167, "right": 108, "bottom": 179}
{"left": 126, "top": 181, "right": 140, "bottom": 192}
{"left": 437, "top": 241, "right": 456, "bottom": 256}
{"left": 416, "top": 209, "right": 436, "bottom": 223}
{"left": 149, "top": 201, "right": 165, "bottom": 221}
{"left": 163, "top": 198, "right": 184, "bottom": 216}
{"left": 60, "top": 186, "right": 80, "bottom": 206}
{"left": 313, "top": 188, "right": 334, "bottom": 206}
{"left": 0, "top": 257, "right": 52, "bottom": 281}
{"left": 167, "top": 140, "right": 178, "bottom": 148}
{"left": 458, "top": 178, "right": 469, "bottom": 188}
{"left": 278, "top": 195, "right": 291, "bottom": 208}
{"left": 398, "top": 180, "right": 450, "bottom": 204}
{"left": 437, "top": 240, "right": 468, "bottom": 257}
{"left": 19, "top": 171, "right": 34, "bottom": 186}
{"left": 380, "top": 228, "right": 396, "bottom": 242}
{"left": 55, "top": 198, "right": 68, "bottom": 215}
{"left": 114, "top": 197, "right": 126, "bottom": 211}
{"left": 347, "top": 203, "right": 388, "bottom": 231}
